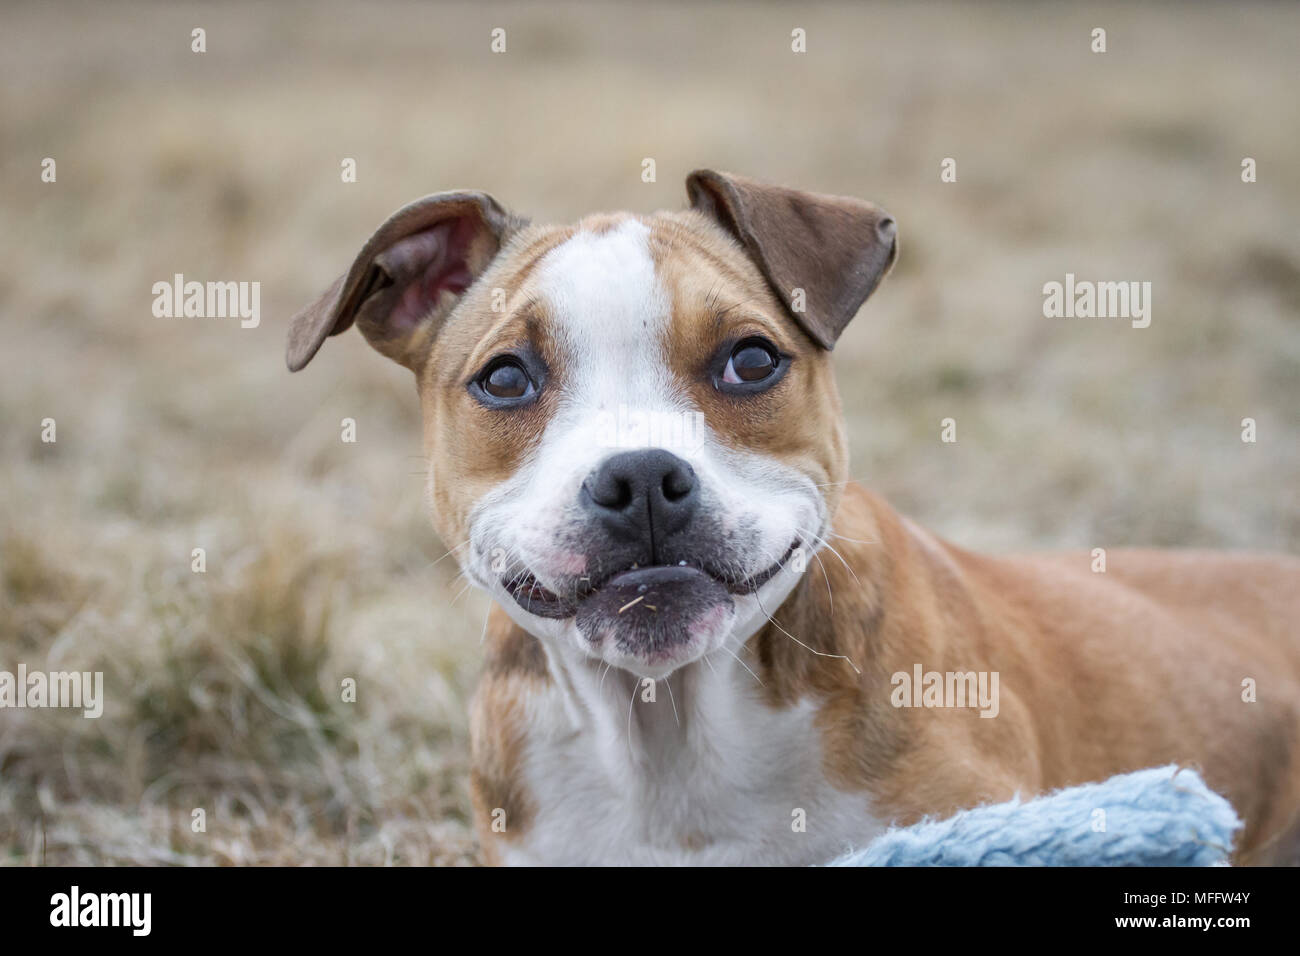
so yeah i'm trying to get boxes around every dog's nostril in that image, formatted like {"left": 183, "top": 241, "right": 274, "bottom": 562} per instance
{"left": 608, "top": 479, "right": 633, "bottom": 510}
{"left": 662, "top": 466, "right": 695, "bottom": 502}
{"left": 585, "top": 475, "right": 633, "bottom": 511}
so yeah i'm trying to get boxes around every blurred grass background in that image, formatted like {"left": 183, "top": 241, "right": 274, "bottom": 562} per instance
{"left": 1, "top": 0, "right": 1297, "bottom": 864}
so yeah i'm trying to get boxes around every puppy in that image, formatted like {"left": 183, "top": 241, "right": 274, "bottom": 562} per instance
{"left": 287, "top": 170, "right": 1300, "bottom": 865}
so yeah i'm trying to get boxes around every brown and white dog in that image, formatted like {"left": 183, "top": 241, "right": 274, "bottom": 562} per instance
{"left": 287, "top": 171, "right": 1300, "bottom": 866}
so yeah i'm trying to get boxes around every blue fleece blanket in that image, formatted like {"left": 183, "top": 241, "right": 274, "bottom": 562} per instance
{"left": 828, "top": 765, "right": 1241, "bottom": 866}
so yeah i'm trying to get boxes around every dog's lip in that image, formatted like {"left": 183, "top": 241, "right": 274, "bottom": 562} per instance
{"left": 726, "top": 539, "right": 799, "bottom": 595}
{"left": 501, "top": 540, "right": 799, "bottom": 617}
{"left": 503, "top": 571, "right": 568, "bottom": 616}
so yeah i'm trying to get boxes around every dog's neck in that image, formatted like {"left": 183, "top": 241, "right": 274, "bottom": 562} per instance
{"left": 540, "top": 640, "right": 767, "bottom": 777}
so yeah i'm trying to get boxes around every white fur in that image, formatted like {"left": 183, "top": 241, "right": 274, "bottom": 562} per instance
{"left": 504, "top": 642, "right": 883, "bottom": 866}
{"left": 463, "top": 220, "right": 881, "bottom": 863}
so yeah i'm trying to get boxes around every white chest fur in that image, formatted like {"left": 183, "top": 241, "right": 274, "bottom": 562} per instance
{"left": 500, "top": 645, "right": 883, "bottom": 866}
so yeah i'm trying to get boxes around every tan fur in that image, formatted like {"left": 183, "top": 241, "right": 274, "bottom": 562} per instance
{"left": 446, "top": 212, "right": 1300, "bottom": 864}
{"left": 459, "top": 209, "right": 1299, "bottom": 861}
{"left": 777, "top": 486, "right": 1300, "bottom": 862}
{"left": 288, "top": 177, "right": 1300, "bottom": 865}
{"left": 474, "top": 483, "right": 1300, "bottom": 863}
{"left": 468, "top": 606, "right": 549, "bottom": 863}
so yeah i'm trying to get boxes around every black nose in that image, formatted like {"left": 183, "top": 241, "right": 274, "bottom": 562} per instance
{"left": 581, "top": 449, "right": 699, "bottom": 560}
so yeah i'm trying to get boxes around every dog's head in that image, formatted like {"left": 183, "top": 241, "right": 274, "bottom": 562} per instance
{"left": 288, "top": 171, "right": 896, "bottom": 678}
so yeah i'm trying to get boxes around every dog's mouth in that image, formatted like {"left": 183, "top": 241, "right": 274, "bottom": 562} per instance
{"left": 501, "top": 539, "right": 799, "bottom": 619}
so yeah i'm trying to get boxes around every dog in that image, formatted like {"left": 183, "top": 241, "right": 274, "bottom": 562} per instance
{"left": 287, "top": 170, "right": 1300, "bottom": 865}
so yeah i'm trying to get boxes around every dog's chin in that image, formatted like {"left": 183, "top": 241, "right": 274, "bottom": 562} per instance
{"left": 574, "top": 566, "right": 736, "bottom": 678}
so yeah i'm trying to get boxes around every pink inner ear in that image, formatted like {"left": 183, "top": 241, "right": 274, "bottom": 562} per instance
{"left": 385, "top": 216, "right": 480, "bottom": 333}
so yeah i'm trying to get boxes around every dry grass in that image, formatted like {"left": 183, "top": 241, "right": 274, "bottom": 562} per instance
{"left": 1, "top": 0, "right": 1297, "bottom": 865}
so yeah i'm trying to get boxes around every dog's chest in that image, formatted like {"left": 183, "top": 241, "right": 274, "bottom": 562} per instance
{"left": 498, "top": 671, "right": 883, "bottom": 866}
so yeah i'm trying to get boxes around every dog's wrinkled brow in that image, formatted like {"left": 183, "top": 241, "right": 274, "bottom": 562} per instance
{"left": 455, "top": 296, "right": 550, "bottom": 377}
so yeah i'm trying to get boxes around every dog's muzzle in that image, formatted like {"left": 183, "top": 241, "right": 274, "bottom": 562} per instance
{"left": 499, "top": 447, "right": 798, "bottom": 669}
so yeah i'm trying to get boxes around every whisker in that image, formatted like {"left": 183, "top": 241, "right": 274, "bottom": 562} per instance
{"left": 626, "top": 676, "right": 640, "bottom": 764}
{"left": 449, "top": 573, "right": 476, "bottom": 607}
{"left": 753, "top": 586, "right": 861, "bottom": 676}
{"left": 422, "top": 539, "right": 471, "bottom": 573}
{"left": 811, "top": 546, "right": 834, "bottom": 617}
{"left": 720, "top": 644, "right": 764, "bottom": 687}
{"left": 803, "top": 530, "right": 865, "bottom": 593}
{"left": 662, "top": 672, "right": 680, "bottom": 727}
{"left": 828, "top": 532, "right": 881, "bottom": 546}
{"left": 503, "top": 562, "right": 531, "bottom": 593}
{"left": 812, "top": 475, "right": 870, "bottom": 489}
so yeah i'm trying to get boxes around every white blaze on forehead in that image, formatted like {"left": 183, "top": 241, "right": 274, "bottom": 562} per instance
{"left": 533, "top": 219, "right": 678, "bottom": 413}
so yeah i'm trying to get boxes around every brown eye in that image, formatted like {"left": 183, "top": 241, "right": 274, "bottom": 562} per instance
{"left": 477, "top": 358, "right": 536, "bottom": 404}
{"left": 722, "top": 340, "right": 779, "bottom": 386}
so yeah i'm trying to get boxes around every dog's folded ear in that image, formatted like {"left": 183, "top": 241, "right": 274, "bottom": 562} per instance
{"left": 286, "top": 191, "right": 517, "bottom": 371}
{"left": 686, "top": 170, "right": 897, "bottom": 350}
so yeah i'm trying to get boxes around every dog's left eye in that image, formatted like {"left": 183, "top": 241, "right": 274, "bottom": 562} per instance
{"left": 719, "top": 338, "right": 781, "bottom": 389}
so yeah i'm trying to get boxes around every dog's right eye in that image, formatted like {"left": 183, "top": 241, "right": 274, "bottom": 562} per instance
{"left": 485, "top": 361, "right": 529, "bottom": 398}
{"left": 472, "top": 357, "right": 539, "bottom": 406}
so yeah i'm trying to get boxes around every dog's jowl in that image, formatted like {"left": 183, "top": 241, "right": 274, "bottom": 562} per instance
{"left": 287, "top": 171, "right": 1300, "bottom": 865}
